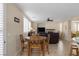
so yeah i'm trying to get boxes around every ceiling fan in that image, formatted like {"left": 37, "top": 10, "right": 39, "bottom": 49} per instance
{"left": 47, "top": 18, "right": 53, "bottom": 22}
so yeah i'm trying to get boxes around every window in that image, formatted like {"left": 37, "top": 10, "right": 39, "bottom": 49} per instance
{"left": 60, "top": 23, "right": 63, "bottom": 32}
{"left": 71, "top": 21, "right": 79, "bottom": 32}
{"left": 78, "top": 23, "right": 79, "bottom": 31}
{"left": 23, "top": 17, "right": 31, "bottom": 33}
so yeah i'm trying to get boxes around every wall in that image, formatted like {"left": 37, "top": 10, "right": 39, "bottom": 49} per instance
{"left": 5, "top": 4, "right": 23, "bottom": 56}
{"left": 45, "top": 21, "right": 60, "bottom": 31}
{"left": 62, "top": 20, "right": 71, "bottom": 41}
{"left": 31, "top": 22, "right": 37, "bottom": 32}
{"left": 37, "top": 22, "right": 46, "bottom": 27}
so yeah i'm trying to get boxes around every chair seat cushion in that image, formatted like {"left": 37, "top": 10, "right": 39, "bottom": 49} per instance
{"left": 30, "top": 44, "right": 41, "bottom": 48}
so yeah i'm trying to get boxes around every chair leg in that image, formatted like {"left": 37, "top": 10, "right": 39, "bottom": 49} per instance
{"left": 47, "top": 45, "right": 49, "bottom": 54}
{"left": 28, "top": 44, "right": 30, "bottom": 56}
{"left": 70, "top": 47, "right": 72, "bottom": 56}
{"left": 29, "top": 47, "right": 32, "bottom": 56}
{"left": 42, "top": 44, "right": 45, "bottom": 56}
{"left": 76, "top": 48, "right": 78, "bottom": 56}
{"left": 40, "top": 46, "right": 42, "bottom": 56}
{"left": 45, "top": 44, "right": 49, "bottom": 54}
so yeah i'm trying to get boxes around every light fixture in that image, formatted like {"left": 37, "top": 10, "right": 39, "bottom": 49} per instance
{"left": 47, "top": 18, "right": 53, "bottom": 21}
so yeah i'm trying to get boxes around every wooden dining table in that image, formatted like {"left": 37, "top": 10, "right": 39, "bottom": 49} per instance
{"left": 25, "top": 36, "right": 47, "bottom": 56}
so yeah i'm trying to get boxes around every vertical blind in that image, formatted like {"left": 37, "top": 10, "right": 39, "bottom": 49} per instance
{"left": 0, "top": 3, "right": 3, "bottom": 56}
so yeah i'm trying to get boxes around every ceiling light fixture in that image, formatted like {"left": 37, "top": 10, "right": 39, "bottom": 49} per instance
{"left": 47, "top": 18, "right": 53, "bottom": 21}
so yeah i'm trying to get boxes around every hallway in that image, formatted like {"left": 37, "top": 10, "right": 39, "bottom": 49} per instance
{"left": 21, "top": 40, "right": 71, "bottom": 56}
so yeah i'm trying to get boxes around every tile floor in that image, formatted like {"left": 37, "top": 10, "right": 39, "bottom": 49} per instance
{"left": 21, "top": 40, "right": 71, "bottom": 56}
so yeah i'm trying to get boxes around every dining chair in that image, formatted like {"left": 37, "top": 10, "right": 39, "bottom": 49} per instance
{"left": 43, "top": 34, "right": 50, "bottom": 54}
{"left": 20, "top": 34, "right": 28, "bottom": 52}
{"left": 70, "top": 43, "right": 79, "bottom": 56}
{"left": 29, "top": 35, "right": 42, "bottom": 55}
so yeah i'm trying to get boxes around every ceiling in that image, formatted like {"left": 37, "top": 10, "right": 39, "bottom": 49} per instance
{"left": 16, "top": 3, "right": 79, "bottom": 22}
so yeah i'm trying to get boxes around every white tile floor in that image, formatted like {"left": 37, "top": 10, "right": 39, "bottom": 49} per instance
{"left": 21, "top": 40, "right": 71, "bottom": 56}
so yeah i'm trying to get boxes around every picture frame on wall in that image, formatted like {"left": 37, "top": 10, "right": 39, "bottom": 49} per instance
{"left": 14, "top": 17, "right": 20, "bottom": 23}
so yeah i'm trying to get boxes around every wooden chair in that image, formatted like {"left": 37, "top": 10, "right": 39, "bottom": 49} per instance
{"left": 43, "top": 34, "right": 50, "bottom": 54}
{"left": 70, "top": 43, "right": 79, "bottom": 56}
{"left": 29, "top": 35, "right": 42, "bottom": 55}
{"left": 20, "top": 34, "right": 28, "bottom": 52}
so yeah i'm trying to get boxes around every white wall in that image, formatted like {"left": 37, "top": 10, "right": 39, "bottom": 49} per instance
{"left": 5, "top": 4, "right": 23, "bottom": 56}
{"left": 31, "top": 22, "right": 37, "bottom": 32}
{"left": 37, "top": 22, "right": 46, "bottom": 27}
{"left": 37, "top": 21, "right": 60, "bottom": 32}
{"left": 62, "top": 20, "right": 71, "bottom": 41}
{"left": 45, "top": 21, "right": 60, "bottom": 31}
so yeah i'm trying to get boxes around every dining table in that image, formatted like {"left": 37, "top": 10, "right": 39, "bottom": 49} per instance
{"left": 25, "top": 36, "right": 47, "bottom": 56}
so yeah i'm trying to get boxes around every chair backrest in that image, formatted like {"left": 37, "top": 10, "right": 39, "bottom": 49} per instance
{"left": 30, "top": 35, "right": 41, "bottom": 44}
{"left": 20, "top": 34, "right": 24, "bottom": 43}
{"left": 31, "top": 34, "right": 41, "bottom": 39}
